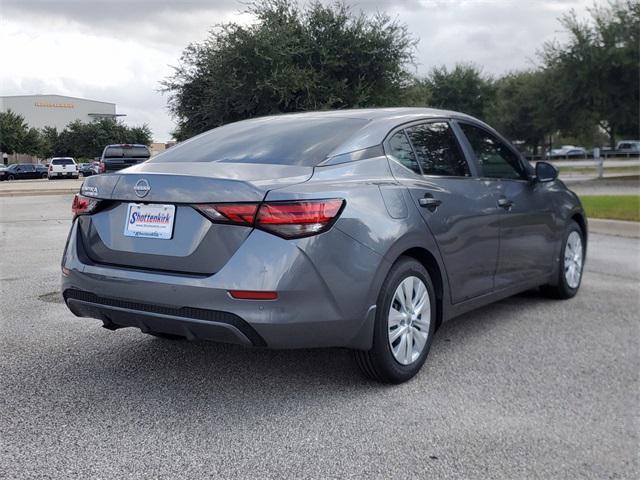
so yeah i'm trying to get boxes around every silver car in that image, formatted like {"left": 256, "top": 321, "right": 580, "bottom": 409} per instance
{"left": 62, "top": 108, "right": 587, "bottom": 383}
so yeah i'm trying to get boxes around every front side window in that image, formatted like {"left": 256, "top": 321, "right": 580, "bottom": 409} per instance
{"left": 387, "top": 130, "right": 420, "bottom": 174}
{"left": 405, "top": 122, "right": 470, "bottom": 177}
{"left": 460, "top": 123, "right": 526, "bottom": 180}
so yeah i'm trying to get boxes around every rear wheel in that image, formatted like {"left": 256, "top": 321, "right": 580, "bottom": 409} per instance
{"left": 41, "top": 173, "right": 47, "bottom": 179}
{"left": 354, "top": 257, "right": 436, "bottom": 384}
{"left": 541, "top": 220, "right": 585, "bottom": 299}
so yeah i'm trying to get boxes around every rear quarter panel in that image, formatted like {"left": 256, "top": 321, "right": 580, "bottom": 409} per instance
{"left": 264, "top": 156, "right": 450, "bottom": 342}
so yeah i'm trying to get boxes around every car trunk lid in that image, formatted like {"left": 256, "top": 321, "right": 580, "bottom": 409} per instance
{"left": 76, "top": 161, "right": 313, "bottom": 275}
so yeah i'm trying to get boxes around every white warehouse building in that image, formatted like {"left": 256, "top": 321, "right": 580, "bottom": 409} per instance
{"left": 0, "top": 94, "right": 124, "bottom": 130}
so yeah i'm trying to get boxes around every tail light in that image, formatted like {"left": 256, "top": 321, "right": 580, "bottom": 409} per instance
{"left": 99, "top": 162, "right": 106, "bottom": 173}
{"left": 71, "top": 194, "right": 100, "bottom": 218}
{"left": 48, "top": 165, "right": 52, "bottom": 172}
{"left": 194, "top": 199, "right": 344, "bottom": 239}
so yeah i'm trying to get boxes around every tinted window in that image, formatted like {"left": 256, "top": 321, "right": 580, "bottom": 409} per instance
{"left": 151, "top": 116, "right": 368, "bottom": 167}
{"left": 405, "top": 122, "right": 470, "bottom": 177}
{"left": 460, "top": 123, "right": 526, "bottom": 180}
{"left": 51, "top": 158, "right": 74, "bottom": 165}
{"left": 104, "top": 146, "right": 150, "bottom": 158}
{"left": 387, "top": 131, "right": 420, "bottom": 174}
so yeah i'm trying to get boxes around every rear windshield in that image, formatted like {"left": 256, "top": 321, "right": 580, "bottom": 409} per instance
{"left": 103, "top": 146, "right": 150, "bottom": 158}
{"left": 150, "top": 116, "right": 368, "bottom": 167}
{"left": 51, "top": 158, "right": 74, "bottom": 165}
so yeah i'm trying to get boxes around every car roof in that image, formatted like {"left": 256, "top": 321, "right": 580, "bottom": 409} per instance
{"left": 233, "top": 108, "right": 484, "bottom": 159}
{"left": 255, "top": 107, "right": 476, "bottom": 122}
{"left": 105, "top": 144, "right": 148, "bottom": 147}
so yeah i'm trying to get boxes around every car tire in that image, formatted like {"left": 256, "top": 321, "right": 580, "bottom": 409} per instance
{"left": 541, "top": 220, "right": 585, "bottom": 299}
{"left": 41, "top": 173, "right": 47, "bottom": 179}
{"left": 7, "top": 174, "right": 15, "bottom": 181}
{"left": 145, "top": 332, "right": 185, "bottom": 340}
{"left": 354, "top": 256, "right": 436, "bottom": 384}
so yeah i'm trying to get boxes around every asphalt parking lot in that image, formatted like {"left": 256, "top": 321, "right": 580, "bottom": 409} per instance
{"left": 1, "top": 194, "right": 638, "bottom": 479}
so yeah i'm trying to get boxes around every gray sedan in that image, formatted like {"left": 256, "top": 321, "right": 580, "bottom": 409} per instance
{"left": 61, "top": 108, "right": 586, "bottom": 383}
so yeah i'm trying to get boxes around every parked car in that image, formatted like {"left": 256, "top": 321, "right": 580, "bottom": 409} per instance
{"left": 0, "top": 163, "right": 46, "bottom": 181}
{"left": 48, "top": 157, "right": 79, "bottom": 179}
{"left": 615, "top": 140, "right": 640, "bottom": 155}
{"left": 78, "top": 163, "right": 98, "bottom": 177}
{"left": 35, "top": 164, "right": 49, "bottom": 177}
{"left": 546, "top": 146, "right": 588, "bottom": 159}
{"left": 98, "top": 144, "right": 151, "bottom": 173}
{"left": 62, "top": 108, "right": 587, "bottom": 384}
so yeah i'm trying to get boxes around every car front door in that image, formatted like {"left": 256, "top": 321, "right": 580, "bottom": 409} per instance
{"left": 24, "top": 165, "right": 37, "bottom": 179}
{"left": 457, "top": 122, "right": 556, "bottom": 289}
{"left": 386, "top": 120, "right": 501, "bottom": 304}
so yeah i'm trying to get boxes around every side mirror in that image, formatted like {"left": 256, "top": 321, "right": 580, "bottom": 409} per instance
{"left": 535, "top": 161, "right": 558, "bottom": 183}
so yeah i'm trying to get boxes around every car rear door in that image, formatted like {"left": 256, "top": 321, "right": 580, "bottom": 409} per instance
{"left": 386, "top": 120, "right": 500, "bottom": 304}
{"left": 456, "top": 121, "right": 556, "bottom": 289}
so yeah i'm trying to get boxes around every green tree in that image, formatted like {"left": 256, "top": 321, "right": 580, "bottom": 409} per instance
{"left": 162, "top": 0, "right": 417, "bottom": 140}
{"left": 21, "top": 127, "right": 44, "bottom": 156}
{"left": 541, "top": 0, "right": 640, "bottom": 146}
{"left": 0, "top": 110, "right": 29, "bottom": 154}
{"left": 487, "top": 70, "right": 553, "bottom": 154}
{"left": 421, "top": 64, "right": 495, "bottom": 119}
{"left": 53, "top": 119, "right": 152, "bottom": 159}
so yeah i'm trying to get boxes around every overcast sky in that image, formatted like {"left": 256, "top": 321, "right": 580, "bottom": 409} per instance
{"left": 1, "top": 0, "right": 593, "bottom": 141}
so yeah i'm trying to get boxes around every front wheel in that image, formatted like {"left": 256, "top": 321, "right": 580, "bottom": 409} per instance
{"left": 354, "top": 257, "right": 436, "bottom": 384}
{"left": 541, "top": 220, "right": 585, "bottom": 299}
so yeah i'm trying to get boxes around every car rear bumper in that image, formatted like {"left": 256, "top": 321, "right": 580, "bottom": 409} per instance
{"left": 63, "top": 289, "right": 265, "bottom": 346}
{"left": 61, "top": 220, "right": 383, "bottom": 349}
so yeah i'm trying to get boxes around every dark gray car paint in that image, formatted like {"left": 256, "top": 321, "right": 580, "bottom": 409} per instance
{"left": 62, "top": 108, "right": 586, "bottom": 350}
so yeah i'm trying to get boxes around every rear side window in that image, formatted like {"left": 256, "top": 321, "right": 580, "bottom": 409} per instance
{"left": 104, "top": 146, "right": 150, "bottom": 158}
{"left": 459, "top": 123, "right": 526, "bottom": 180}
{"left": 387, "top": 131, "right": 420, "bottom": 174}
{"left": 405, "top": 122, "right": 470, "bottom": 177}
{"left": 51, "top": 158, "right": 74, "bottom": 165}
{"left": 151, "top": 116, "right": 368, "bottom": 167}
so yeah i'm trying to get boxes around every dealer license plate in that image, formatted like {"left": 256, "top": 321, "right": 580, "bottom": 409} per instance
{"left": 124, "top": 203, "right": 175, "bottom": 240}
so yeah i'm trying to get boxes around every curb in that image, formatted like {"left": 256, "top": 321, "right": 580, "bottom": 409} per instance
{"left": 0, "top": 189, "right": 79, "bottom": 197}
{"left": 588, "top": 218, "right": 640, "bottom": 239}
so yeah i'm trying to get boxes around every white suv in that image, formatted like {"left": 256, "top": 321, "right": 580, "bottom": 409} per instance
{"left": 48, "top": 157, "right": 79, "bottom": 179}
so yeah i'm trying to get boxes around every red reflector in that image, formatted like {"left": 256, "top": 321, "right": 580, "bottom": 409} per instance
{"left": 212, "top": 204, "right": 259, "bottom": 224}
{"left": 228, "top": 290, "right": 278, "bottom": 300}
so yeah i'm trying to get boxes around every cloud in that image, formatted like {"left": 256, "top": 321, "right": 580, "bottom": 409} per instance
{"left": 1, "top": 0, "right": 593, "bottom": 141}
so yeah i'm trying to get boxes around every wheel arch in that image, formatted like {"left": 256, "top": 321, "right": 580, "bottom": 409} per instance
{"left": 571, "top": 211, "right": 588, "bottom": 249}
{"left": 397, "top": 247, "right": 445, "bottom": 330}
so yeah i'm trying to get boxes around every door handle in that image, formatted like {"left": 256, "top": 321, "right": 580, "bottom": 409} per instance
{"left": 497, "top": 197, "right": 514, "bottom": 210}
{"left": 418, "top": 194, "right": 442, "bottom": 211}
